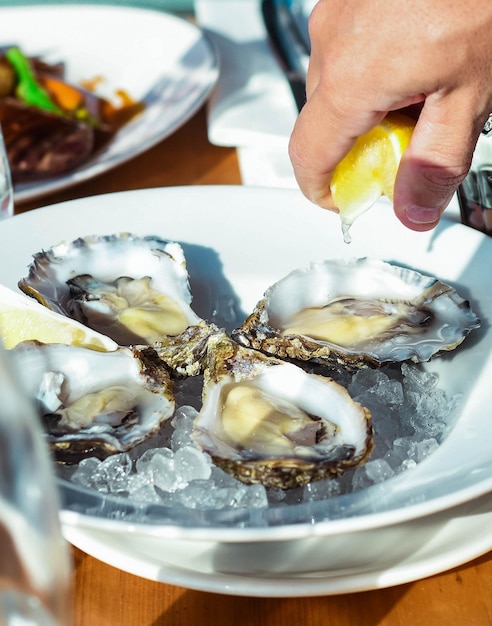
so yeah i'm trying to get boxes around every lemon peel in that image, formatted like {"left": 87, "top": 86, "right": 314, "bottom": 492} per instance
{"left": 330, "top": 112, "right": 415, "bottom": 243}
{"left": 0, "top": 284, "right": 117, "bottom": 351}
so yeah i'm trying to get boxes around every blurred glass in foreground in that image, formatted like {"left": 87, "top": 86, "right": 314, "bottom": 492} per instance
{"left": 0, "top": 126, "right": 13, "bottom": 220}
{"left": 0, "top": 345, "right": 72, "bottom": 625}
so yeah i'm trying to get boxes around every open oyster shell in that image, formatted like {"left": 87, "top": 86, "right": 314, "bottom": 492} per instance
{"left": 12, "top": 342, "right": 175, "bottom": 463}
{"left": 153, "top": 320, "right": 222, "bottom": 377}
{"left": 233, "top": 258, "right": 481, "bottom": 369}
{"left": 18, "top": 233, "right": 202, "bottom": 346}
{"left": 192, "top": 331, "right": 373, "bottom": 489}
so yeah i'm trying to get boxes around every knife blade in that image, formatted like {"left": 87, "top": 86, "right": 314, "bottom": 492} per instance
{"left": 282, "top": 0, "right": 312, "bottom": 54}
{"left": 261, "top": 0, "right": 309, "bottom": 112}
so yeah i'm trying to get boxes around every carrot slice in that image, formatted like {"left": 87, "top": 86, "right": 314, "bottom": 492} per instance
{"left": 41, "top": 75, "right": 84, "bottom": 111}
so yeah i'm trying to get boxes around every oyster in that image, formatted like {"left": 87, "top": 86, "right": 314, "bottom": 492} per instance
{"left": 0, "top": 283, "right": 117, "bottom": 351}
{"left": 18, "top": 233, "right": 202, "bottom": 346}
{"left": 233, "top": 258, "right": 481, "bottom": 369}
{"left": 192, "top": 331, "right": 373, "bottom": 489}
{"left": 153, "top": 320, "right": 222, "bottom": 377}
{"left": 12, "top": 342, "right": 175, "bottom": 463}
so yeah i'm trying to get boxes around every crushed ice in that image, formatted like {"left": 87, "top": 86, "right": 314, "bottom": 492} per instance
{"left": 64, "top": 360, "right": 461, "bottom": 512}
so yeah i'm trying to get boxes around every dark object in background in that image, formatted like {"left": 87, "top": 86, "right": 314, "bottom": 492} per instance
{"left": 458, "top": 169, "right": 492, "bottom": 236}
{"left": 458, "top": 119, "right": 492, "bottom": 236}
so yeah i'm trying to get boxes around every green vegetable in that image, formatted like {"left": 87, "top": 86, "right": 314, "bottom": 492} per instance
{"left": 6, "top": 47, "right": 62, "bottom": 114}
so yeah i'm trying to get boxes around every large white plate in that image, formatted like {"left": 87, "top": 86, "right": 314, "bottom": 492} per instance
{"left": 1, "top": 186, "right": 492, "bottom": 543}
{"left": 0, "top": 5, "right": 218, "bottom": 203}
{"left": 62, "top": 491, "right": 492, "bottom": 596}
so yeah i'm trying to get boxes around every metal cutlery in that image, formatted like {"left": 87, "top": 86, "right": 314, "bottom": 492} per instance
{"left": 261, "top": 0, "right": 310, "bottom": 112}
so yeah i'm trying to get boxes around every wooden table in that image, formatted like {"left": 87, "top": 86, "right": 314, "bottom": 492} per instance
{"left": 19, "top": 106, "right": 492, "bottom": 626}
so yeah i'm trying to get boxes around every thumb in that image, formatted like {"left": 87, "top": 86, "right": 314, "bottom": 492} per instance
{"left": 393, "top": 99, "right": 480, "bottom": 232}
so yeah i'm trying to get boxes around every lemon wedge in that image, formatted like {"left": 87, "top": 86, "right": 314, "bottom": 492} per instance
{"left": 0, "top": 284, "right": 118, "bottom": 351}
{"left": 330, "top": 112, "right": 415, "bottom": 242}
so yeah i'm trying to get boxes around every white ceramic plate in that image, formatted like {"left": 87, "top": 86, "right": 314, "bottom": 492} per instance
{"left": 0, "top": 5, "right": 218, "bottom": 203}
{"left": 62, "top": 491, "right": 492, "bottom": 596}
{"left": 1, "top": 186, "right": 492, "bottom": 543}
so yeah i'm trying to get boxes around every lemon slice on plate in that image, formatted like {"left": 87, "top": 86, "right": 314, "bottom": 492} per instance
{"left": 0, "top": 284, "right": 117, "bottom": 351}
{"left": 330, "top": 112, "right": 415, "bottom": 242}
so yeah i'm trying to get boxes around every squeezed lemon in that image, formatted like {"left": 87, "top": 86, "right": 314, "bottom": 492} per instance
{"left": 330, "top": 112, "right": 415, "bottom": 242}
{"left": 0, "top": 285, "right": 117, "bottom": 351}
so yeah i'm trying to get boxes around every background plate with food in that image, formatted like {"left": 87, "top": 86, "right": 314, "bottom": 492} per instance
{"left": 0, "top": 4, "right": 218, "bottom": 202}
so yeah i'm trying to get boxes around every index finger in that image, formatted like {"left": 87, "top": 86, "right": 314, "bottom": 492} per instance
{"left": 288, "top": 88, "right": 384, "bottom": 209}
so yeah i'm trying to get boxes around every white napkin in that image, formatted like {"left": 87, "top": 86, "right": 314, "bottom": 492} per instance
{"left": 194, "top": 0, "right": 304, "bottom": 187}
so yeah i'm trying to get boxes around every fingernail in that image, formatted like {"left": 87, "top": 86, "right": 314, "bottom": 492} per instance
{"left": 404, "top": 206, "right": 441, "bottom": 225}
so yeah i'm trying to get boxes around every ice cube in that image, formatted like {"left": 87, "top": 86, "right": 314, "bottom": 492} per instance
{"left": 407, "top": 438, "right": 439, "bottom": 463}
{"left": 401, "top": 362, "right": 438, "bottom": 391}
{"left": 174, "top": 446, "right": 211, "bottom": 483}
{"left": 126, "top": 473, "right": 161, "bottom": 503}
{"left": 351, "top": 465, "right": 373, "bottom": 491}
{"left": 348, "top": 368, "right": 389, "bottom": 397}
{"left": 303, "top": 478, "right": 341, "bottom": 501}
{"left": 373, "top": 379, "right": 404, "bottom": 405}
{"left": 364, "top": 458, "right": 395, "bottom": 483}
{"left": 210, "top": 465, "right": 242, "bottom": 488}
{"left": 171, "top": 405, "right": 197, "bottom": 450}
{"left": 397, "top": 458, "right": 418, "bottom": 473}
{"left": 135, "top": 447, "right": 173, "bottom": 475}
{"left": 71, "top": 457, "right": 102, "bottom": 489}
{"left": 235, "top": 483, "right": 268, "bottom": 509}
{"left": 383, "top": 446, "right": 409, "bottom": 470}
{"left": 100, "top": 453, "right": 132, "bottom": 493}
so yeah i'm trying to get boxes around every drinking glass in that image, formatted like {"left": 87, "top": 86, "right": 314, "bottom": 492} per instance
{"left": 0, "top": 345, "right": 72, "bottom": 626}
{"left": 0, "top": 126, "right": 13, "bottom": 220}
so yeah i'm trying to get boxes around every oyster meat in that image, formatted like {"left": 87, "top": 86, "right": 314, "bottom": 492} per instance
{"left": 233, "top": 258, "right": 481, "bottom": 368}
{"left": 12, "top": 342, "right": 175, "bottom": 463}
{"left": 192, "top": 331, "right": 373, "bottom": 489}
{"left": 18, "top": 233, "right": 202, "bottom": 346}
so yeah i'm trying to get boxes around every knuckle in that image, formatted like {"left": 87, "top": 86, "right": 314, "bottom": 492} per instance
{"left": 419, "top": 162, "right": 470, "bottom": 192}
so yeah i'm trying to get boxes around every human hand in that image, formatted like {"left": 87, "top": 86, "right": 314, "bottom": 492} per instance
{"left": 288, "top": 0, "right": 492, "bottom": 231}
